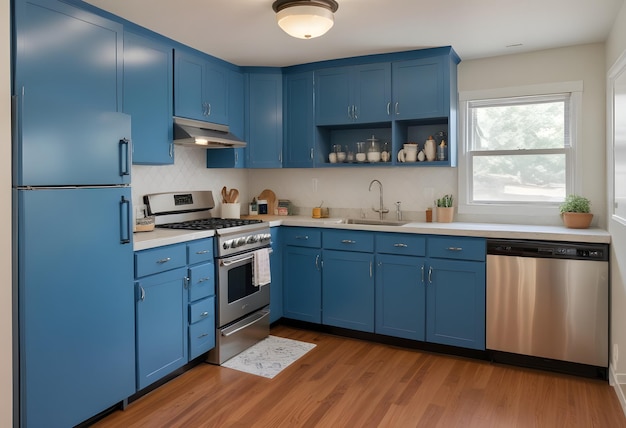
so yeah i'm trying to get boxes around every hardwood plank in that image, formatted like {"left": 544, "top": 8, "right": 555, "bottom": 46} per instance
{"left": 92, "top": 325, "right": 626, "bottom": 428}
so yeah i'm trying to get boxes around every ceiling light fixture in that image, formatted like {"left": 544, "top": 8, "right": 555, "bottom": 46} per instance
{"left": 272, "top": 0, "right": 339, "bottom": 40}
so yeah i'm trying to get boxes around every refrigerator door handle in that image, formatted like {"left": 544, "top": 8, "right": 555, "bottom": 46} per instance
{"left": 120, "top": 196, "right": 131, "bottom": 244}
{"left": 119, "top": 138, "right": 131, "bottom": 176}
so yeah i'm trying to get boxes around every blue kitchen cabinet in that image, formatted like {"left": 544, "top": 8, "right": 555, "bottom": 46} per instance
{"left": 283, "top": 71, "right": 315, "bottom": 167}
{"left": 375, "top": 233, "right": 427, "bottom": 340}
{"left": 322, "top": 249, "right": 375, "bottom": 332}
{"left": 270, "top": 227, "right": 284, "bottom": 323}
{"left": 123, "top": 30, "right": 174, "bottom": 165}
{"left": 135, "top": 266, "right": 188, "bottom": 390}
{"left": 283, "top": 228, "right": 321, "bottom": 323}
{"left": 392, "top": 56, "right": 447, "bottom": 120}
{"left": 207, "top": 69, "right": 245, "bottom": 168}
{"left": 245, "top": 69, "right": 283, "bottom": 168}
{"left": 425, "top": 236, "right": 486, "bottom": 350}
{"left": 322, "top": 230, "right": 375, "bottom": 332}
{"left": 174, "top": 49, "right": 229, "bottom": 125}
{"left": 13, "top": 0, "right": 128, "bottom": 187}
{"left": 315, "top": 63, "right": 391, "bottom": 125}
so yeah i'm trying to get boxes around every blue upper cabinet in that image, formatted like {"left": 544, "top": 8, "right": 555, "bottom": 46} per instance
{"left": 207, "top": 69, "right": 245, "bottom": 168}
{"left": 123, "top": 31, "right": 174, "bottom": 165}
{"left": 392, "top": 56, "right": 446, "bottom": 120}
{"left": 174, "top": 49, "right": 229, "bottom": 125}
{"left": 315, "top": 63, "right": 391, "bottom": 126}
{"left": 13, "top": 0, "right": 131, "bottom": 186}
{"left": 245, "top": 69, "right": 283, "bottom": 168}
{"left": 283, "top": 71, "right": 315, "bottom": 167}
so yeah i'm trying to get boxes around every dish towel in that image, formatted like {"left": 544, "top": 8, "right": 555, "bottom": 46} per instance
{"left": 253, "top": 248, "right": 271, "bottom": 287}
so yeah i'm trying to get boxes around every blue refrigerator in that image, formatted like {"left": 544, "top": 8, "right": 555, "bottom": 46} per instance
{"left": 13, "top": 0, "right": 136, "bottom": 426}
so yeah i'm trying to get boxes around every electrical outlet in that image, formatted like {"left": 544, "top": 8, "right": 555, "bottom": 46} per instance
{"left": 614, "top": 344, "right": 619, "bottom": 366}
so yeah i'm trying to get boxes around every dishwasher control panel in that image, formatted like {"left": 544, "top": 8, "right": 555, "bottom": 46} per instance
{"left": 487, "top": 239, "right": 608, "bottom": 261}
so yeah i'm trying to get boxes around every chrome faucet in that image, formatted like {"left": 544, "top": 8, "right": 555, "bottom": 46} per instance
{"left": 369, "top": 179, "right": 389, "bottom": 220}
{"left": 395, "top": 201, "right": 402, "bottom": 221}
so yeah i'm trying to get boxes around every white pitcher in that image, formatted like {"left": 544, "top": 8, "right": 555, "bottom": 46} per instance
{"left": 424, "top": 136, "right": 436, "bottom": 161}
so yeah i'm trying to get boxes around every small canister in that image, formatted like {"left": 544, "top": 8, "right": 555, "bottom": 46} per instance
{"left": 258, "top": 199, "right": 268, "bottom": 215}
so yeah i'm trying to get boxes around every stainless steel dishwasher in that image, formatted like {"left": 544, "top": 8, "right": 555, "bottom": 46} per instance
{"left": 486, "top": 239, "right": 609, "bottom": 370}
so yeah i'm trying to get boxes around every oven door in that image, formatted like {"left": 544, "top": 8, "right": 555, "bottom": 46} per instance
{"left": 217, "top": 250, "right": 271, "bottom": 327}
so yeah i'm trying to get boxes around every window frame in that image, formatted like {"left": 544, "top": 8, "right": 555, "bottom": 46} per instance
{"left": 458, "top": 81, "right": 583, "bottom": 217}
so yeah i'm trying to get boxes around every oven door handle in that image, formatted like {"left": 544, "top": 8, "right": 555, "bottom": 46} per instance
{"left": 219, "top": 248, "right": 273, "bottom": 267}
{"left": 221, "top": 309, "right": 270, "bottom": 337}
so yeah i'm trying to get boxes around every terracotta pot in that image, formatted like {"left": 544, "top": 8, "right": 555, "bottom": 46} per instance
{"left": 437, "top": 206, "right": 454, "bottom": 223}
{"left": 561, "top": 212, "right": 593, "bottom": 229}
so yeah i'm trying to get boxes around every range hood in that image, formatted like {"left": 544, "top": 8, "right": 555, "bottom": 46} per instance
{"left": 173, "top": 117, "right": 246, "bottom": 148}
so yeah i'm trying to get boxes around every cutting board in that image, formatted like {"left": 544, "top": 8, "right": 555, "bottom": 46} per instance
{"left": 258, "top": 189, "right": 277, "bottom": 215}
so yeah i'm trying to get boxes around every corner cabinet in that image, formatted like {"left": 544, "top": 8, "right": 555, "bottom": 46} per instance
{"left": 174, "top": 48, "right": 229, "bottom": 125}
{"left": 123, "top": 30, "right": 174, "bottom": 165}
{"left": 244, "top": 68, "right": 283, "bottom": 168}
{"left": 283, "top": 71, "right": 315, "bottom": 167}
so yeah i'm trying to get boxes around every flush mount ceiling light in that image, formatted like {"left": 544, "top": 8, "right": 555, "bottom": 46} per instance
{"left": 272, "top": 0, "right": 339, "bottom": 39}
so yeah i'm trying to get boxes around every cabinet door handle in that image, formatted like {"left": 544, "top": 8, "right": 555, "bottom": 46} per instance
{"left": 395, "top": 102, "right": 399, "bottom": 115}
{"left": 156, "top": 257, "right": 171, "bottom": 264}
{"left": 200, "top": 311, "right": 209, "bottom": 318}
{"left": 234, "top": 151, "right": 238, "bottom": 164}
{"left": 119, "top": 138, "right": 131, "bottom": 176}
{"left": 393, "top": 243, "right": 408, "bottom": 248}
{"left": 428, "top": 266, "right": 433, "bottom": 284}
{"left": 207, "top": 103, "right": 212, "bottom": 116}
{"left": 202, "top": 102, "right": 208, "bottom": 116}
{"left": 169, "top": 142, "right": 174, "bottom": 158}
{"left": 184, "top": 276, "right": 189, "bottom": 289}
{"left": 310, "top": 148, "right": 314, "bottom": 160}
{"left": 341, "top": 239, "right": 356, "bottom": 244}
{"left": 387, "top": 101, "right": 391, "bottom": 116}
{"left": 446, "top": 247, "right": 463, "bottom": 251}
{"left": 120, "top": 196, "right": 132, "bottom": 244}
{"left": 421, "top": 265, "right": 425, "bottom": 283}
{"left": 369, "top": 260, "right": 373, "bottom": 278}
{"left": 315, "top": 254, "right": 320, "bottom": 271}
{"left": 139, "top": 285, "right": 145, "bottom": 301}
{"left": 353, "top": 105, "right": 358, "bottom": 120}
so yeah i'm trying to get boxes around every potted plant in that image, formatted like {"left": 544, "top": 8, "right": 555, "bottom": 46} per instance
{"left": 435, "top": 194, "right": 454, "bottom": 223}
{"left": 559, "top": 194, "right": 593, "bottom": 229}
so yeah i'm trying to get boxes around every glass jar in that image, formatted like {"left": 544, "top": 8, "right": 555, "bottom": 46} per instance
{"left": 355, "top": 142, "right": 366, "bottom": 162}
{"left": 366, "top": 135, "right": 380, "bottom": 162}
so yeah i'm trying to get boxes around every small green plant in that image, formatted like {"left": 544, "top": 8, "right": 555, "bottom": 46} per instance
{"left": 559, "top": 194, "right": 591, "bottom": 213}
{"left": 435, "top": 194, "right": 454, "bottom": 208}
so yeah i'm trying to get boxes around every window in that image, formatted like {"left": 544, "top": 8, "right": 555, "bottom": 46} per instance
{"left": 459, "top": 82, "right": 582, "bottom": 216}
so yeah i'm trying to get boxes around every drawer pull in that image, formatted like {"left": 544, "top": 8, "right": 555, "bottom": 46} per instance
{"left": 196, "top": 250, "right": 210, "bottom": 254}
{"left": 446, "top": 247, "right": 463, "bottom": 252}
{"left": 200, "top": 311, "right": 209, "bottom": 318}
{"left": 197, "top": 277, "right": 210, "bottom": 283}
{"left": 341, "top": 239, "right": 356, "bottom": 244}
{"left": 197, "top": 333, "right": 209, "bottom": 338}
{"left": 295, "top": 235, "right": 309, "bottom": 240}
{"left": 393, "top": 243, "right": 408, "bottom": 248}
{"left": 156, "top": 257, "right": 171, "bottom": 264}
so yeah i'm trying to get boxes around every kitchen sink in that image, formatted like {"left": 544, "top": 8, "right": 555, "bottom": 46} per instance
{"left": 341, "top": 218, "right": 407, "bottom": 226}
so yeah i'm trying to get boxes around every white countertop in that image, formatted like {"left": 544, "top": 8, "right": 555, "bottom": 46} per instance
{"left": 133, "top": 215, "right": 611, "bottom": 251}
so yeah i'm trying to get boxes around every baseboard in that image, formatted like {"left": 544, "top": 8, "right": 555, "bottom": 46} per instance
{"left": 610, "top": 364, "right": 626, "bottom": 418}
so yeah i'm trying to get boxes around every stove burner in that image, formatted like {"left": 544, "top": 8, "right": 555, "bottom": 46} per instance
{"left": 157, "top": 218, "right": 264, "bottom": 231}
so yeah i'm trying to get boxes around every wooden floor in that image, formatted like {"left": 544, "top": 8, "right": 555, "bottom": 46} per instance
{"left": 93, "top": 325, "right": 626, "bottom": 428}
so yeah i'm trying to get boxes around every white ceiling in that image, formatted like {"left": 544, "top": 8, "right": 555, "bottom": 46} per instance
{"left": 84, "top": 0, "right": 624, "bottom": 67}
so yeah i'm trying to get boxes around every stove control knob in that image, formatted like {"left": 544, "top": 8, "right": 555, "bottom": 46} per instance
{"left": 223, "top": 240, "right": 231, "bottom": 250}
{"left": 247, "top": 235, "right": 259, "bottom": 244}
{"left": 234, "top": 237, "right": 246, "bottom": 248}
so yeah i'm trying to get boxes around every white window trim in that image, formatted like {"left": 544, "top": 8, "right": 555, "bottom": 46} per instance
{"left": 458, "top": 81, "right": 583, "bottom": 217}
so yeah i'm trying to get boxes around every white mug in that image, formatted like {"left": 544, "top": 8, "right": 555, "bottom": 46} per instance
{"left": 397, "top": 148, "right": 418, "bottom": 162}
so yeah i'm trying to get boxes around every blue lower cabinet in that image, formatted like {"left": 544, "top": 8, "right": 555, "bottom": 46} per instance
{"left": 135, "top": 267, "right": 188, "bottom": 390}
{"left": 188, "top": 296, "right": 215, "bottom": 360}
{"left": 322, "top": 249, "right": 375, "bottom": 332}
{"left": 375, "top": 253, "right": 425, "bottom": 340}
{"left": 283, "top": 245, "right": 321, "bottom": 323}
{"left": 426, "top": 258, "right": 486, "bottom": 350}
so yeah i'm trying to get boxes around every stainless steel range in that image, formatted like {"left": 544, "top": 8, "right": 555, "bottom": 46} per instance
{"left": 144, "top": 191, "right": 272, "bottom": 365}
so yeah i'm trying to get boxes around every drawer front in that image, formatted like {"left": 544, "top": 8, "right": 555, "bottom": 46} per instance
{"left": 188, "top": 263, "right": 214, "bottom": 301}
{"left": 189, "top": 296, "right": 214, "bottom": 324}
{"left": 376, "top": 233, "right": 426, "bottom": 256}
{"left": 189, "top": 313, "right": 215, "bottom": 360}
{"left": 187, "top": 238, "right": 214, "bottom": 265}
{"left": 427, "top": 236, "right": 486, "bottom": 262}
{"left": 135, "top": 244, "right": 187, "bottom": 278}
{"left": 323, "top": 230, "right": 374, "bottom": 252}
{"left": 282, "top": 227, "right": 321, "bottom": 248}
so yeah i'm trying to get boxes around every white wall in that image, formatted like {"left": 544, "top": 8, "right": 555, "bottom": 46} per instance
{"left": 606, "top": 0, "right": 626, "bottom": 404}
{"left": 1, "top": 0, "right": 13, "bottom": 426}
{"left": 248, "top": 43, "right": 608, "bottom": 227}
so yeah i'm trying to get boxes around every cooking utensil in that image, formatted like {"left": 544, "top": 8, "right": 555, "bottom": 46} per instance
{"left": 228, "top": 189, "right": 239, "bottom": 203}
{"left": 221, "top": 186, "right": 228, "bottom": 203}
